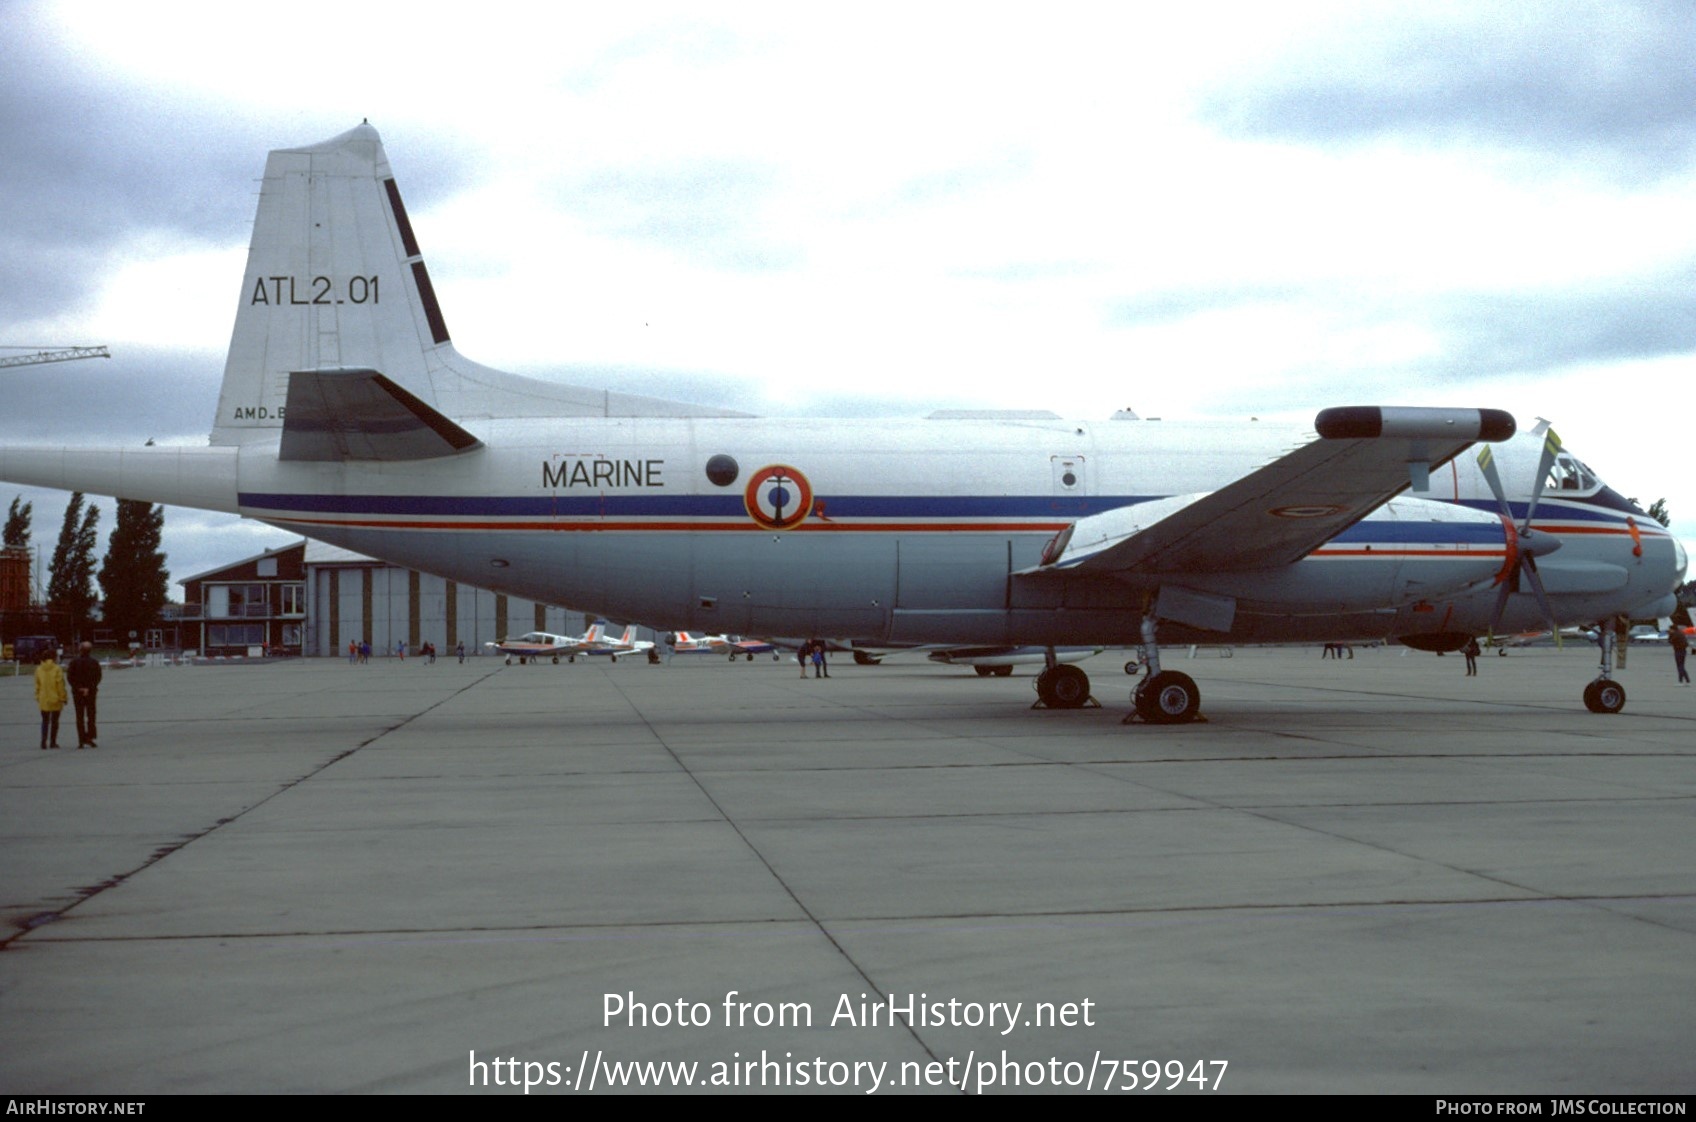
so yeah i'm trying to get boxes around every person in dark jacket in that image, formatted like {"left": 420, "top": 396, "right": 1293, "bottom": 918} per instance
{"left": 67, "top": 641, "right": 103, "bottom": 748}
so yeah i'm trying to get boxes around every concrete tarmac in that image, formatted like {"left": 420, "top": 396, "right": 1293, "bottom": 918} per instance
{"left": 3, "top": 645, "right": 1693, "bottom": 1095}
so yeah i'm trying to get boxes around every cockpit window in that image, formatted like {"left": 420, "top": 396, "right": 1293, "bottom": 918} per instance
{"left": 1546, "top": 453, "right": 1599, "bottom": 493}
{"left": 520, "top": 632, "right": 547, "bottom": 643}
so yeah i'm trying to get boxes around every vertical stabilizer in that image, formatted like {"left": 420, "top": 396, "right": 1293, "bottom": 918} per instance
{"left": 213, "top": 123, "right": 454, "bottom": 444}
{"left": 212, "top": 123, "right": 750, "bottom": 439}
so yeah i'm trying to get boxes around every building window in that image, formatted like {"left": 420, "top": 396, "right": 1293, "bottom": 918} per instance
{"left": 208, "top": 623, "right": 266, "bottom": 647}
{"left": 207, "top": 584, "right": 268, "bottom": 618}
{"left": 280, "top": 584, "right": 305, "bottom": 615}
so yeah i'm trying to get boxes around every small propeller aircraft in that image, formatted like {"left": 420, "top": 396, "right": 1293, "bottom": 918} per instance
{"left": 664, "top": 632, "right": 781, "bottom": 660}
{"left": 0, "top": 124, "right": 1684, "bottom": 722}
{"left": 579, "top": 625, "right": 655, "bottom": 661}
{"left": 486, "top": 629, "right": 588, "bottom": 664}
{"left": 487, "top": 623, "right": 651, "bottom": 663}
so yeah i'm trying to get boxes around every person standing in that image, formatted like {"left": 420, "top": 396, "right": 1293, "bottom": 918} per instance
{"left": 796, "top": 641, "right": 810, "bottom": 679}
{"left": 1670, "top": 624, "right": 1690, "bottom": 685}
{"left": 34, "top": 650, "right": 68, "bottom": 750}
{"left": 67, "top": 641, "right": 103, "bottom": 748}
{"left": 456, "top": 640, "right": 466, "bottom": 664}
{"left": 1463, "top": 636, "right": 1481, "bottom": 677}
{"left": 811, "top": 639, "right": 829, "bottom": 679}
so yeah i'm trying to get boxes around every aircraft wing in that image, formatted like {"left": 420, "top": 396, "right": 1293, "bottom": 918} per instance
{"left": 1033, "top": 407, "right": 1515, "bottom": 575}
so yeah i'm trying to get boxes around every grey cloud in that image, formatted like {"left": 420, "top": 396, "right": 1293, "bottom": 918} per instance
{"left": 1104, "top": 270, "right": 1696, "bottom": 401}
{"left": 0, "top": 345, "right": 222, "bottom": 444}
{"left": 1425, "top": 279, "right": 1696, "bottom": 378}
{"left": 1200, "top": 2, "right": 1696, "bottom": 181}
{"left": 0, "top": 8, "right": 477, "bottom": 325}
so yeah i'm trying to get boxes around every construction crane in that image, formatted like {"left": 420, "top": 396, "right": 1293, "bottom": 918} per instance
{"left": 0, "top": 346, "right": 110, "bottom": 369}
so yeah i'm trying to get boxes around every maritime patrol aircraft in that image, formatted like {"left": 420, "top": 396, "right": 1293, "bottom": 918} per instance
{"left": 0, "top": 124, "right": 1684, "bottom": 721}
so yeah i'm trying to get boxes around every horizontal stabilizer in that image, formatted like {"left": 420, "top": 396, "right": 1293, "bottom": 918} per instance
{"left": 279, "top": 369, "right": 483, "bottom": 461}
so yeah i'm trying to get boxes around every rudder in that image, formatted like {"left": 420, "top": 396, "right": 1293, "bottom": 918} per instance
{"left": 212, "top": 123, "right": 452, "bottom": 444}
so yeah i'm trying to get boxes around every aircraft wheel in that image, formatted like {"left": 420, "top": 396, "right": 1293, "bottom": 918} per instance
{"left": 1124, "top": 660, "right": 1139, "bottom": 676}
{"left": 610, "top": 655, "right": 618, "bottom": 663}
{"left": 1136, "top": 670, "right": 1200, "bottom": 724}
{"left": 975, "top": 666, "right": 994, "bottom": 677}
{"left": 772, "top": 653, "right": 780, "bottom": 661}
{"left": 1037, "top": 664, "right": 1090, "bottom": 708}
{"left": 1497, "top": 648, "right": 1507, "bottom": 657}
{"left": 1583, "top": 678, "right": 1626, "bottom": 714}
{"left": 746, "top": 653, "right": 754, "bottom": 662}
{"left": 504, "top": 656, "right": 511, "bottom": 665}
{"left": 567, "top": 655, "right": 575, "bottom": 664}
{"left": 853, "top": 651, "right": 880, "bottom": 666}
{"left": 993, "top": 664, "right": 1014, "bottom": 677}
{"left": 551, "top": 655, "right": 559, "bottom": 664}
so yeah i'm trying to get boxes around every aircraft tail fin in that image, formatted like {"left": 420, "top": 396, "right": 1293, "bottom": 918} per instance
{"left": 212, "top": 123, "right": 749, "bottom": 446}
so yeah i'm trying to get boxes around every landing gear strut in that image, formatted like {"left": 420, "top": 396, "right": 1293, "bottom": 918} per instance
{"left": 1127, "top": 610, "right": 1202, "bottom": 724}
{"left": 1583, "top": 623, "right": 1627, "bottom": 714}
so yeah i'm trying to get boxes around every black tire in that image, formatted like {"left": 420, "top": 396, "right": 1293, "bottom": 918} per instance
{"left": 992, "top": 664, "right": 1014, "bottom": 677}
{"left": 1124, "top": 660, "right": 1139, "bottom": 676}
{"left": 1037, "top": 664, "right": 1090, "bottom": 708}
{"left": 1584, "top": 679, "right": 1626, "bottom": 714}
{"left": 551, "top": 655, "right": 559, "bottom": 664}
{"left": 974, "top": 666, "right": 994, "bottom": 677}
{"left": 1136, "top": 670, "right": 1200, "bottom": 724}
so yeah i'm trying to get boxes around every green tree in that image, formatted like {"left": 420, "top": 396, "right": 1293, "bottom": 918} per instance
{"left": 46, "top": 493, "right": 101, "bottom": 639}
{"left": 1626, "top": 497, "right": 1670, "bottom": 527}
{"left": 98, "top": 500, "right": 169, "bottom": 643}
{"left": 4, "top": 495, "right": 31, "bottom": 548}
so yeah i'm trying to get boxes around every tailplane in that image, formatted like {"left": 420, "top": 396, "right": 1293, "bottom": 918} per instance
{"left": 212, "top": 122, "right": 747, "bottom": 446}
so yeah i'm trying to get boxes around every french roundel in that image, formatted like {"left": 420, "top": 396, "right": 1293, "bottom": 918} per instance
{"left": 744, "top": 464, "right": 813, "bottom": 530}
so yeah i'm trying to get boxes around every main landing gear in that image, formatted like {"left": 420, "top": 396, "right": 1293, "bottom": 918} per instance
{"left": 1125, "top": 610, "right": 1202, "bottom": 724}
{"left": 1583, "top": 623, "right": 1627, "bottom": 714}
{"left": 1034, "top": 661, "right": 1092, "bottom": 707}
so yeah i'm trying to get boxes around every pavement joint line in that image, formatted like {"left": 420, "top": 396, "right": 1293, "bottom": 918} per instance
{"left": 18, "top": 891, "right": 1696, "bottom": 947}
{"left": 599, "top": 668, "right": 952, "bottom": 1074}
{"left": 0, "top": 665, "right": 506, "bottom": 951}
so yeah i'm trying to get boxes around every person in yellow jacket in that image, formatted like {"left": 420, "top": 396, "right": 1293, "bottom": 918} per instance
{"left": 34, "top": 650, "right": 68, "bottom": 750}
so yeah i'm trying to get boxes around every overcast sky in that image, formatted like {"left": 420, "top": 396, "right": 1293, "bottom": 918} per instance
{"left": 2, "top": 0, "right": 1692, "bottom": 603}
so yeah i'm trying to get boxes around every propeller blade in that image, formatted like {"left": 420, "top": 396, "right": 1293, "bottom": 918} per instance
{"left": 1476, "top": 446, "right": 1514, "bottom": 524}
{"left": 1521, "top": 428, "right": 1562, "bottom": 529}
{"left": 1521, "top": 556, "right": 1559, "bottom": 633}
